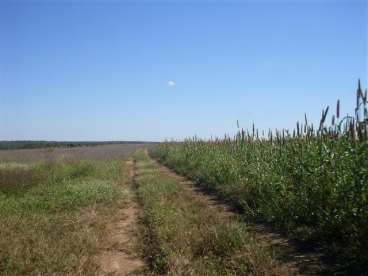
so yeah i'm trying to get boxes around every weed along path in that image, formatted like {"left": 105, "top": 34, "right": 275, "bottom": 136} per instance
{"left": 134, "top": 149, "right": 296, "bottom": 275}
{"left": 98, "top": 159, "right": 145, "bottom": 275}
{"left": 154, "top": 159, "right": 325, "bottom": 274}
{"left": 155, "top": 162, "right": 324, "bottom": 275}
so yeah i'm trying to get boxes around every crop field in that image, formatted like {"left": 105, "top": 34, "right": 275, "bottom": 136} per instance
{"left": 151, "top": 84, "right": 368, "bottom": 274}
{"left": 3, "top": 0, "right": 366, "bottom": 274}
{"left": 0, "top": 144, "right": 148, "bottom": 163}
{"left": 1, "top": 87, "right": 367, "bottom": 275}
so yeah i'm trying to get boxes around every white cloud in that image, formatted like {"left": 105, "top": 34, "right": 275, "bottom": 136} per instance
{"left": 168, "top": 80, "right": 176, "bottom": 87}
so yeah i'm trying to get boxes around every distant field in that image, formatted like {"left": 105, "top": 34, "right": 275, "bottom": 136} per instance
{"left": 0, "top": 144, "right": 148, "bottom": 163}
{"left": 0, "top": 140, "right": 151, "bottom": 150}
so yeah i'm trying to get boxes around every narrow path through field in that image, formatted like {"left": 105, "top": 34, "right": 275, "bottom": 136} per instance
{"left": 152, "top": 158, "right": 325, "bottom": 275}
{"left": 134, "top": 150, "right": 295, "bottom": 275}
{"left": 98, "top": 160, "right": 144, "bottom": 276}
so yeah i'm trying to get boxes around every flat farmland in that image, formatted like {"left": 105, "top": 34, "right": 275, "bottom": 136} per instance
{"left": 0, "top": 143, "right": 149, "bottom": 275}
{"left": 0, "top": 143, "right": 148, "bottom": 163}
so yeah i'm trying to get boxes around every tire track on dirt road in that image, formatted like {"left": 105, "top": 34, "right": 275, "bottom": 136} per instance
{"left": 98, "top": 160, "right": 145, "bottom": 276}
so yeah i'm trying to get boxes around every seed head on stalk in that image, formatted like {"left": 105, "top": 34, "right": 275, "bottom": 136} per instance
{"left": 297, "top": 122, "right": 300, "bottom": 137}
{"left": 319, "top": 106, "right": 329, "bottom": 133}
{"left": 356, "top": 79, "right": 362, "bottom": 112}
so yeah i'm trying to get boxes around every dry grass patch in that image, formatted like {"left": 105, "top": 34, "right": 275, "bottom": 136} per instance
{"left": 0, "top": 158, "right": 128, "bottom": 275}
{"left": 134, "top": 150, "right": 291, "bottom": 275}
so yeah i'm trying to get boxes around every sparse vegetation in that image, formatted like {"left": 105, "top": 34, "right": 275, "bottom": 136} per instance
{"left": 0, "top": 157, "right": 128, "bottom": 275}
{"left": 151, "top": 83, "right": 368, "bottom": 273}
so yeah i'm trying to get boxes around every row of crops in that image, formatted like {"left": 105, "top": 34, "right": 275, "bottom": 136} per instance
{"left": 151, "top": 82, "right": 368, "bottom": 273}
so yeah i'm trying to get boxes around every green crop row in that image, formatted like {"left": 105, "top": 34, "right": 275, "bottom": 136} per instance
{"left": 151, "top": 83, "right": 368, "bottom": 273}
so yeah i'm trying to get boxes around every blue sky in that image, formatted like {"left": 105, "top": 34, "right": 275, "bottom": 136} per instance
{"left": 0, "top": 0, "right": 367, "bottom": 141}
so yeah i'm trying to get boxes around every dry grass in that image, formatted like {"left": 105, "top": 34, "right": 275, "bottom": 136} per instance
{"left": 0, "top": 156, "right": 129, "bottom": 275}
{"left": 134, "top": 149, "right": 292, "bottom": 275}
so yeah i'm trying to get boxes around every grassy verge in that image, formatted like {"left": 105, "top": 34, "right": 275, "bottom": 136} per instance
{"left": 0, "top": 158, "right": 128, "bottom": 275}
{"left": 134, "top": 149, "right": 291, "bottom": 275}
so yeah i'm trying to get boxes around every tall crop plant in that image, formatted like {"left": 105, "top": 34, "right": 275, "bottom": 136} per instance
{"left": 151, "top": 82, "right": 368, "bottom": 273}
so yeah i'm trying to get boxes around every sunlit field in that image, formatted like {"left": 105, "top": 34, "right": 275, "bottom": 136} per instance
{"left": 151, "top": 84, "right": 368, "bottom": 273}
{"left": 0, "top": 144, "right": 142, "bottom": 275}
{"left": 2, "top": 0, "right": 366, "bottom": 274}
